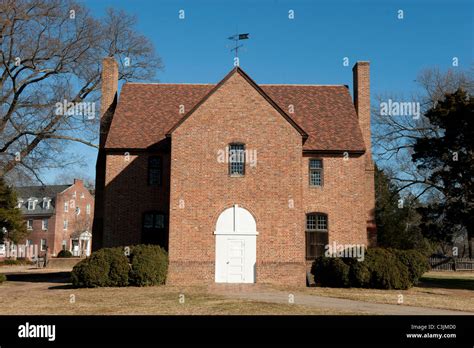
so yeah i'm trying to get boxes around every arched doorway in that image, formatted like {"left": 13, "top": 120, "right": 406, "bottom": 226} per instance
{"left": 214, "top": 204, "right": 257, "bottom": 283}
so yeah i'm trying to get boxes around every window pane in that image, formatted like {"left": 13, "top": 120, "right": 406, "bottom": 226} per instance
{"left": 154, "top": 214, "right": 165, "bottom": 229}
{"left": 144, "top": 214, "right": 154, "bottom": 228}
{"left": 317, "top": 215, "right": 328, "bottom": 230}
{"left": 306, "top": 215, "right": 316, "bottom": 230}
{"left": 309, "top": 159, "right": 322, "bottom": 169}
{"left": 148, "top": 157, "right": 162, "bottom": 185}
{"left": 229, "top": 144, "right": 245, "bottom": 175}
{"left": 310, "top": 171, "right": 321, "bottom": 186}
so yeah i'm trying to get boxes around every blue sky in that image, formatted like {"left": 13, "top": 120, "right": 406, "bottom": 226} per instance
{"left": 45, "top": 0, "right": 473, "bottom": 183}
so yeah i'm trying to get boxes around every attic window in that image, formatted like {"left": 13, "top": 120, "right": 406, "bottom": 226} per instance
{"left": 43, "top": 198, "right": 51, "bottom": 209}
{"left": 229, "top": 143, "right": 245, "bottom": 176}
{"left": 27, "top": 200, "right": 36, "bottom": 210}
{"left": 17, "top": 200, "right": 23, "bottom": 208}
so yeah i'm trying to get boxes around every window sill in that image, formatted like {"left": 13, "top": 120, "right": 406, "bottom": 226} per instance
{"left": 229, "top": 174, "right": 245, "bottom": 178}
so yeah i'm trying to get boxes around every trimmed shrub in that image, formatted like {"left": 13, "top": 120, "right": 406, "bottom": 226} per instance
{"left": 311, "top": 256, "right": 350, "bottom": 288}
{"left": 346, "top": 258, "right": 371, "bottom": 287}
{"left": 57, "top": 250, "right": 73, "bottom": 258}
{"left": 129, "top": 245, "right": 168, "bottom": 286}
{"left": 0, "top": 258, "right": 33, "bottom": 266}
{"left": 71, "top": 247, "right": 129, "bottom": 288}
{"left": 311, "top": 248, "right": 414, "bottom": 290}
{"left": 362, "top": 248, "right": 411, "bottom": 289}
{"left": 0, "top": 273, "right": 6, "bottom": 283}
{"left": 391, "top": 249, "right": 430, "bottom": 285}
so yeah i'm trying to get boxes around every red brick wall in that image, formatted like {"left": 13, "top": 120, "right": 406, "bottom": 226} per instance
{"left": 102, "top": 150, "right": 170, "bottom": 247}
{"left": 168, "top": 72, "right": 306, "bottom": 285}
{"left": 302, "top": 154, "right": 368, "bottom": 248}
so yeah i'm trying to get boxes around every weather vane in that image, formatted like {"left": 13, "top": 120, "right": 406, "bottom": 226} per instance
{"left": 227, "top": 33, "right": 249, "bottom": 65}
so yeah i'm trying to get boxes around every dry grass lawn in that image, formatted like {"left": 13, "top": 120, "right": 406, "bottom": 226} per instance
{"left": 0, "top": 268, "right": 359, "bottom": 315}
{"left": 277, "top": 271, "right": 474, "bottom": 313}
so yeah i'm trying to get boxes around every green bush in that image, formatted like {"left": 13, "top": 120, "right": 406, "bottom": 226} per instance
{"left": 71, "top": 247, "right": 129, "bottom": 288}
{"left": 347, "top": 258, "right": 371, "bottom": 287}
{"left": 311, "top": 256, "right": 350, "bottom": 288}
{"left": 311, "top": 248, "right": 416, "bottom": 290}
{"left": 0, "top": 258, "right": 33, "bottom": 266}
{"left": 363, "top": 248, "right": 411, "bottom": 289}
{"left": 391, "top": 249, "right": 430, "bottom": 285}
{"left": 57, "top": 250, "right": 73, "bottom": 258}
{"left": 129, "top": 245, "right": 168, "bottom": 286}
{"left": 0, "top": 273, "right": 6, "bottom": 283}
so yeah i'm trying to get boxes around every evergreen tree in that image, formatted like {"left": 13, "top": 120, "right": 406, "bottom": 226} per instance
{"left": 412, "top": 89, "right": 474, "bottom": 257}
{"left": 375, "top": 166, "right": 427, "bottom": 251}
{"left": 0, "top": 177, "right": 27, "bottom": 244}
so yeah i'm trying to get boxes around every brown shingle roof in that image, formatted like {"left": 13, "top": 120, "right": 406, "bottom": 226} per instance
{"left": 105, "top": 68, "right": 365, "bottom": 152}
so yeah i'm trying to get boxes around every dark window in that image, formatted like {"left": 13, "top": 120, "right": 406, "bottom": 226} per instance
{"left": 148, "top": 156, "right": 162, "bottom": 186}
{"left": 309, "top": 159, "right": 323, "bottom": 186}
{"left": 142, "top": 212, "right": 168, "bottom": 250}
{"left": 306, "top": 213, "right": 328, "bottom": 259}
{"left": 229, "top": 143, "right": 245, "bottom": 176}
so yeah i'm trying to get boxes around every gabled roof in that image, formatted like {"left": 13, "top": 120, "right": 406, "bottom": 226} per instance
{"left": 15, "top": 185, "right": 71, "bottom": 215}
{"left": 105, "top": 67, "right": 365, "bottom": 152}
{"left": 166, "top": 67, "right": 308, "bottom": 139}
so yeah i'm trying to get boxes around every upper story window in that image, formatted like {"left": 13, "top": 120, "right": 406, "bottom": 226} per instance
{"left": 17, "top": 200, "right": 23, "bottom": 208}
{"left": 42, "top": 218, "right": 48, "bottom": 230}
{"left": 86, "top": 204, "right": 91, "bottom": 215}
{"left": 43, "top": 198, "right": 51, "bottom": 209}
{"left": 309, "top": 159, "right": 323, "bottom": 187}
{"left": 64, "top": 201, "right": 68, "bottom": 212}
{"left": 27, "top": 199, "right": 36, "bottom": 210}
{"left": 148, "top": 156, "right": 162, "bottom": 186}
{"left": 27, "top": 220, "right": 33, "bottom": 230}
{"left": 305, "top": 213, "right": 328, "bottom": 259}
{"left": 63, "top": 220, "right": 68, "bottom": 230}
{"left": 229, "top": 143, "right": 245, "bottom": 176}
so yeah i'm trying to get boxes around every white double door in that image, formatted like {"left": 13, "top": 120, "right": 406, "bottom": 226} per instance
{"left": 215, "top": 205, "right": 257, "bottom": 283}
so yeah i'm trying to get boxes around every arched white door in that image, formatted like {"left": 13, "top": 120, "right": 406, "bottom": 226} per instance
{"left": 215, "top": 205, "right": 257, "bottom": 283}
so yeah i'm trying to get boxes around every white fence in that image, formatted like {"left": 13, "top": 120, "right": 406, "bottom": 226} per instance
{"left": 429, "top": 257, "right": 474, "bottom": 271}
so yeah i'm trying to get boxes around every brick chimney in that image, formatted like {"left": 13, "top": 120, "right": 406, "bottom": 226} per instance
{"left": 100, "top": 57, "right": 118, "bottom": 119}
{"left": 352, "top": 61, "right": 376, "bottom": 246}
{"left": 352, "top": 61, "right": 371, "bottom": 161}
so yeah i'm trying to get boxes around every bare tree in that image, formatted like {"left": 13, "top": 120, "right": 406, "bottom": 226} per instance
{"left": 373, "top": 67, "right": 473, "bottom": 198}
{"left": 0, "top": 0, "right": 162, "bottom": 183}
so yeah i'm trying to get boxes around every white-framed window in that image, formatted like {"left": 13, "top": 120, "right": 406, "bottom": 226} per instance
{"left": 86, "top": 204, "right": 91, "bottom": 215}
{"left": 63, "top": 220, "right": 68, "bottom": 230}
{"left": 26, "top": 239, "right": 33, "bottom": 246}
{"left": 81, "top": 192, "right": 85, "bottom": 199}
{"left": 17, "top": 200, "right": 23, "bottom": 208}
{"left": 27, "top": 220, "right": 33, "bottom": 230}
{"left": 43, "top": 198, "right": 51, "bottom": 209}
{"left": 42, "top": 219, "right": 48, "bottom": 230}
{"left": 309, "top": 159, "right": 323, "bottom": 187}
{"left": 64, "top": 201, "right": 68, "bottom": 212}
{"left": 40, "top": 239, "right": 47, "bottom": 251}
{"left": 27, "top": 200, "right": 36, "bottom": 210}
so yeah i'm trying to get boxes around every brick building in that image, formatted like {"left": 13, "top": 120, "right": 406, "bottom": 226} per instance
{"left": 93, "top": 58, "right": 376, "bottom": 285}
{"left": 15, "top": 179, "right": 94, "bottom": 257}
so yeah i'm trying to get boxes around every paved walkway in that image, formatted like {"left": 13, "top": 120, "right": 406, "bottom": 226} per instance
{"left": 210, "top": 284, "right": 474, "bottom": 315}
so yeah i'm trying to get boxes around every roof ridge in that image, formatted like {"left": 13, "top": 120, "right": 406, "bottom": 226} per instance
{"left": 126, "top": 82, "right": 214, "bottom": 85}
